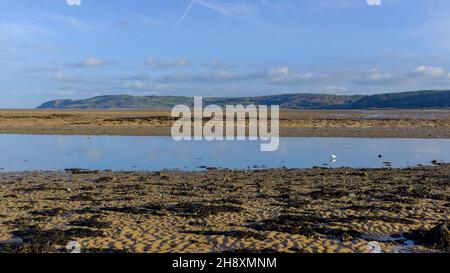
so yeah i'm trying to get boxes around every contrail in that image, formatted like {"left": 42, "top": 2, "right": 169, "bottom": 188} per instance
{"left": 176, "top": 0, "right": 232, "bottom": 27}
{"left": 195, "top": 0, "right": 229, "bottom": 16}
{"left": 176, "top": 0, "right": 196, "bottom": 27}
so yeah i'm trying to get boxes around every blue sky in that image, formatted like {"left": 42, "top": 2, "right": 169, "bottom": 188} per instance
{"left": 1, "top": 0, "right": 450, "bottom": 108}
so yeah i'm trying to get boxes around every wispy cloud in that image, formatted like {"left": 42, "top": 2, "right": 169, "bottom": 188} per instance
{"left": 134, "top": 14, "right": 164, "bottom": 27}
{"left": 122, "top": 81, "right": 170, "bottom": 91}
{"left": 52, "top": 71, "right": 74, "bottom": 82}
{"left": 145, "top": 57, "right": 190, "bottom": 69}
{"left": 0, "top": 23, "right": 52, "bottom": 37}
{"left": 50, "top": 15, "right": 91, "bottom": 29}
{"left": 202, "top": 60, "right": 239, "bottom": 69}
{"left": 68, "top": 57, "right": 111, "bottom": 68}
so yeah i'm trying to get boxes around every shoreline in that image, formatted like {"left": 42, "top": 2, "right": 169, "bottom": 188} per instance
{"left": 0, "top": 109, "right": 449, "bottom": 139}
{"left": 0, "top": 128, "right": 449, "bottom": 139}
{"left": 1, "top": 165, "right": 449, "bottom": 253}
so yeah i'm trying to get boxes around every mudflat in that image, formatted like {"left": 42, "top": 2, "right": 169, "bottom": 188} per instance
{"left": 0, "top": 109, "right": 449, "bottom": 138}
{"left": 0, "top": 165, "right": 448, "bottom": 253}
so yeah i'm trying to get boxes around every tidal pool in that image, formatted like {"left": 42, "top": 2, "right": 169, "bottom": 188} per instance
{"left": 0, "top": 135, "right": 448, "bottom": 171}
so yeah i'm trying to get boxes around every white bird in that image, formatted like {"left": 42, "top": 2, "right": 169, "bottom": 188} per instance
{"left": 330, "top": 154, "right": 337, "bottom": 163}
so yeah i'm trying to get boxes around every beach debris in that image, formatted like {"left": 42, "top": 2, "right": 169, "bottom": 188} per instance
{"left": 66, "top": 241, "right": 81, "bottom": 253}
{"left": 366, "top": 241, "right": 382, "bottom": 253}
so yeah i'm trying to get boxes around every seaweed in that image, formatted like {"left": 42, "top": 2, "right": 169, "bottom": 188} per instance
{"left": 167, "top": 203, "right": 243, "bottom": 217}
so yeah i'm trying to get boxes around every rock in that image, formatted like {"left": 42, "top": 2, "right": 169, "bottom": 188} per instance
{"left": 366, "top": 241, "right": 382, "bottom": 253}
{"left": 66, "top": 241, "right": 81, "bottom": 253}
{"left": 405, "top": 221, "right": 449, "bottom": 250}
{"left": 423, "top": 222, "right": 449, "bottom": 250}
{"left": 431, "top": 160, "right": 445, "bottom": 166}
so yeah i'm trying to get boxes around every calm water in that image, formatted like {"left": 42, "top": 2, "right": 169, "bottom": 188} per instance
{"left": 0, "top": 134, "right": 448, "bottom": 172}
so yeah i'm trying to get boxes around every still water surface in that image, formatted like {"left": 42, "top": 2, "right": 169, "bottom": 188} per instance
{"left": 0, "top": 135, "right": 448, "bottom": 171}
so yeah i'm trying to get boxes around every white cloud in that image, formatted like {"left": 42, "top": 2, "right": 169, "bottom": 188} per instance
{"left": 145, "top": 58, "right": 190, "bottom": 69}
{"left": 70, "top": 57, "right": 108, "bottom": 68}
{"left": 366, "top": 0, "right": 381, "bottom": 6}
{"left": 202, "top": 60, "right": 237, "bottom": 69}
{"left": 368, "top": 69, "right": 393, "bottom": 80}
{"left": 268, "top": 66, "right": 290, "bottom": 76}
{"left": 416, "top": 65, "right": 445, "bottom": 77}
{"left": 122, "top": 81, "right": 169, "bottom": 91}
{"left": 66, "top": 0, "right": 81, "bottom": 6}
{"left": 267, "top": 66, "right": 322, "bottom": 84}
{"left": 83, "top": 57, "right": 105, "bottom": 67}
{"left": 53, "top": 71, "right": 73, "bottom": 82}
{"left": 324, "top": 86, "right": 347, "bottom": 93}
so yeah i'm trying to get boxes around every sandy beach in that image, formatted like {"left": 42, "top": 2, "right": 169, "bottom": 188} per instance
{"left": 0, "top": 109, "right": 449, "bottom": 138}
{"left": 1, "top": 165, "right": 448, "bottom": 253}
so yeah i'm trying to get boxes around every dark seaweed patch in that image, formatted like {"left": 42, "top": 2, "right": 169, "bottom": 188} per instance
{"left": 70, "top": 192, "right": 96, "bottom": 201}
{"left": 68, "top": 216, "right": 111, "bottom": 229}
{"left": 0, "top": 226, "right": 104, "bottom": 253}
{"left": 167, "top": 203, "right": 243, "bottom": 217}
{"left": 249, "top": 214, "right": 362, "bottom": 240}
{"left": 31, "top": 208, "right": 67, "bottom": 217}
{"left": 65, "top": 169, "right": 99, "bottom": 174}
{"left": 101, "top": 204, "right": 164, "bottom": 215}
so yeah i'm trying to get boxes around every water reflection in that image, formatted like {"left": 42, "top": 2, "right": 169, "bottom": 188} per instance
{"left": 0, "top": 134, "right": 448, "bottom": 172}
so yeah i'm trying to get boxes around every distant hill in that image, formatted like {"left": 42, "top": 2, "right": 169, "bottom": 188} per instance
{"left": 37, "top": 90, "right": 450, "bottom": 110}
{"left": 37, "top": 95, "right": 192, "bottom": 110}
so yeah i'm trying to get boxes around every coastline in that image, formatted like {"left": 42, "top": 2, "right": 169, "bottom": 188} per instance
{"left": 0, "top": 109, "right": 449, "bottom": 138}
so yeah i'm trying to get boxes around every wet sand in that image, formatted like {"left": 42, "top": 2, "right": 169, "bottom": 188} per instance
{"left": 1, "top": 165, "right": 448, "bottom": 253}
{"left": 0, "top": 109, "right": 449, "bottom": 138}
